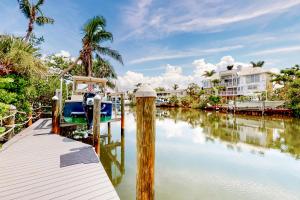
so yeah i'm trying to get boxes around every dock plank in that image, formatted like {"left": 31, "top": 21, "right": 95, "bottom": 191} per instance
{"left": 0, "top": 119, "right": 120, "bottom": 200}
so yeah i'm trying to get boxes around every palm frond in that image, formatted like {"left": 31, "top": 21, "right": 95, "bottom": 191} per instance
{"left": 36, "top": 16, "right": 54, "bottom": 26}
{"left": 17, "top": 0, "right": 31, "bottom": 19}
{"left": 94, "top": 46, "right": 123, "bottom": 65}
{"left": 83, "top": 16, "right": 106, "bottom": 41}
{"left": 93, "top": 30, "right": 113, "bottom": 43}
{"left": 35, "top": 0, "right": 45, "bottom": 8}
{"left": 94, "top": 56, "right": 117, "bottom": 79}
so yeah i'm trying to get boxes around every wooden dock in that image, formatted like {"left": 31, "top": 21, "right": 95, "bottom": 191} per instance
{"left": 0, "top": 119, "right": 120, "bottom": 200}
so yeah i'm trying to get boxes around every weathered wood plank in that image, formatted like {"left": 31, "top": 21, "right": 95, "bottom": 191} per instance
{"left": 0, "top": 119, "right": 120, "bottom": 200}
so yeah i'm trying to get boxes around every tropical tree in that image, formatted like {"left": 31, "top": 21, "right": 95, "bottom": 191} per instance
{"left": 17, "top": 0, "right": 54, "bottom": 41}
{"left": 92, "top": 59, "right": 117, "bottom": 88}
{"left": 211, "top": 79, "right": 220, "bottom": 87}
{"left": 0, "top": 35, "right": 46, "bottom": 76}
{"left": 186, "top": 83, "right": 200, "bottom": 97}
{"left": 227, "top": 65, "right": 234, "bottom": 70}
{"left": 155, "top": 87, "right": 166, "bottom": 92}
{"left": 203, "top": 70, "right": 216, "bottom": 77}
{"left": 60, "top": 16, "right": 123, "bottom": 77}
{"left": 173, "top": 84, "right": 179, "bottom": 90}
{"left": 250, "top": 61, "right": 265, "bottom": 68}
{"left": 271, "top": 65, "right": 300, "bottom": 117}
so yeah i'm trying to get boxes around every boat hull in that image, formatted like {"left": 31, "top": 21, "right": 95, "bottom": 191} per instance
{"left": 63, "top": 101, "right": 113, "bottom": 124}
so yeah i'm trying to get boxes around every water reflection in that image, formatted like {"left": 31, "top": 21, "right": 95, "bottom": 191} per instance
{"left": 100, "top": 123, "right": 125, "bottom": 186}
{"left": 157, "top": 108, "right": 300, "bottom": 159}
{"left": 100, "top": 108, "right": 300, "bottom": 200}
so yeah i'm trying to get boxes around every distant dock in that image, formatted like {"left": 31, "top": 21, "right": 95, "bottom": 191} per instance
{"left": 0, "top": 119, "right": 119, "bottom": 200}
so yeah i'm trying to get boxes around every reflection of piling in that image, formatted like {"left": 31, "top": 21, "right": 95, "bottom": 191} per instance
{"left": 93, "top": 95, "right": 101, "bottom": 156}
{"left": 51, "top": 96, "right": 60, "bottom": 134}
{"left": 107, "top": 122, "right": 111, "bottom": 144}
{"left": 262, "top": 101, "right": 265, "bottom": 116}
{"left": 135, "top": 85, "right": 157, "bottom": 200}
{"left": 121, "top": 126, "right": 125, "bottom": 173}
{"left": 121, "top": 93, "right": 125, "bottom": 134}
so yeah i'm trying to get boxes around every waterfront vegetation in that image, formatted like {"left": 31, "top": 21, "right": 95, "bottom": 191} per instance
{"left": 0, "top": 1, "right": 121, "bottom": 119}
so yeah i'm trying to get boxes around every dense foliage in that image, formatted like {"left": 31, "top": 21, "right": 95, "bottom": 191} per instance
{"left": 272, "top": 65, "right": 300, "bottom": 117}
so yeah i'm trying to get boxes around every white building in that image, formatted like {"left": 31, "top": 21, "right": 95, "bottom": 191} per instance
{"left": 202, "top": 67, "right": 273, "bottom": 98}
{"left": 156, "top": 89, "right": 187, "bottom": 100}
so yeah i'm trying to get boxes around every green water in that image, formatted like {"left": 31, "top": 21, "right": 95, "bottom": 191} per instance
{"left": 100, "top": 107, "right": 300, "bottom": 200}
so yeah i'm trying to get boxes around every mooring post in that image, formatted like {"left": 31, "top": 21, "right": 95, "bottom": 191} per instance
{"left": 51, "top": 96, "right": 60, "bottom": 134}
{"left": 27, "top": 107, "right": 33, "bottom": 127}
{"left": 93, "top": 95, "right": 101, "bottom": 156}
{"left": 121, "top": 93, "right": 125, "bottom": 135}
{"left": 135, "top": 84, "right": 157, "bottom": 200}
{"left": 8, "top": 105, "right": 16, "bottom": 140}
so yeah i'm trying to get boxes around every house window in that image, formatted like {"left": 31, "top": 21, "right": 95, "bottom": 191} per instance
{"left": 246, "top": 74, "right": 260, "bottom": 83}
{"left": 248, "top": 85, "right": 258, "bottom": 90}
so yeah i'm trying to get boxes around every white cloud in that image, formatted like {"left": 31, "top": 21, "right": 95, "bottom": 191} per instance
{"left": 55, "top": 50, "right": 71, "bottom": 58}
{"left": 117, "top": 64, "right": 195, "bottom": 91}
{"left": 129, "top": 45, "right": 243, "bottom": 64}
{"left": 216, "top": 56, "right": 235, "bottom": 70}
{"left": 117, "top": 56, "right": 255, "bottom": 91}
{"left": 122, "top": 0, "right": 300, "bottom": 39}
{"left": 248, "top": 46, "right": 300, "bottom": 56}
{"left": 192, "top": 59, "right": 216, "bottom": 76}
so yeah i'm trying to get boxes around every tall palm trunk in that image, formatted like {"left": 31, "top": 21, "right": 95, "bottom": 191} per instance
{"left": 25, "top": 18, "right": 34, "bottom": 42}
{"left": 82, "top": 43, "right": 93, "bottom": 77}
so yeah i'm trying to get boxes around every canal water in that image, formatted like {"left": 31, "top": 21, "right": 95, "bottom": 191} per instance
{"left": 100, "top": 107, "right": 300, "bottom": 200}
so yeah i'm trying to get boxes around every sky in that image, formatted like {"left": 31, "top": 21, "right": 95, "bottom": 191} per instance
{"left": 1, "top": 0, "right": 300, "bottom": 90}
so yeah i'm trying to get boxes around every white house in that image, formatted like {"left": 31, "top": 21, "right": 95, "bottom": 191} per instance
{"left": 202, "top": 66, "right": 273, "bottom": 99}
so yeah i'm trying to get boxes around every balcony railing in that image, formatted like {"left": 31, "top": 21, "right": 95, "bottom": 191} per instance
{"left": 220, "top": 82, "right": 238, "bottom": 87}
{"left": 219, "top": 91, "right": 239, "bottom": 96}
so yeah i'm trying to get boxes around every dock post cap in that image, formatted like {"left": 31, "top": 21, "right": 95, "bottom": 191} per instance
{"left": 52, "top": 96, "right": 59, "bottom": 100}
{"left": 135, "top": 84, "right": 157, "bottom": 98}
{"left": 94, "top": 94, "right": 101, "bottom": 100}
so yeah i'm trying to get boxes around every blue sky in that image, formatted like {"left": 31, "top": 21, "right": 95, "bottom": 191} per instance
{"left": 1, "top": 0, "right": 300, "bottom": 88}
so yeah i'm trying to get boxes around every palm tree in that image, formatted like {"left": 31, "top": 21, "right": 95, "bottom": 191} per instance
{"left": 17, "top": 0, "right": 54, "bottom": 42}
{"left": 173, "top": 84, "right": 179, "bottom": 90}
{"left": 93, "top": 58, "right": 117, "bottom": 88}
{"left": 203, "top": 70, "right": 216, "bottom": 77}
{"left": 227, "top": 65, "right": 234, "bottom": 70}
{"left": 60, "top": 16, "right": 123, "bottom": 77}
{"left": 250, "top": 61, "right": 265, "bottom": 68}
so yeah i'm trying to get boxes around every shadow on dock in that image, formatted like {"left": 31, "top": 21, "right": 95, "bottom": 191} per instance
{"left": 34, "top": 118, "right": 52, "bottom": 130}
{"left": 60, "top": 146, "right": 99, "bottom": 168}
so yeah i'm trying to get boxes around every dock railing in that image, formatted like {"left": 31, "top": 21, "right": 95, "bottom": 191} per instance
{"left": 0, "top": 103, "right": 47, "bottom": 142}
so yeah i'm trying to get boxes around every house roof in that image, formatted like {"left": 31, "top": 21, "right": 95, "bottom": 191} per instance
{"left": 238, "top": 67, "right": 272, "bottom": 76}
{"left": 203, "top": 73, "right": 220, "bottom": 81}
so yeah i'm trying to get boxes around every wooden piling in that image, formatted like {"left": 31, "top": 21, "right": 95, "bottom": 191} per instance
{"left": 27, "top": 107, "right": 33, "bottom": 127}
{"left": 7, "top": 105, "right": 16, "bottom": 140}
{"left": 51, "top": 96, "right": 60, "bottom": 134}
{"left": 135, "top": 84, "right": 157, "bottom": 200}
{"left": 93, "top": 95, "right": 101, "bottom": 156}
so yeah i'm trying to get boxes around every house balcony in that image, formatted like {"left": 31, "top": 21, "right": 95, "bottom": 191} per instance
{"left": 220, "top": 82, "right": 238, "bottom": 87}
{"left": 219, "top": 91, "right": 239, "bottom": 96}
